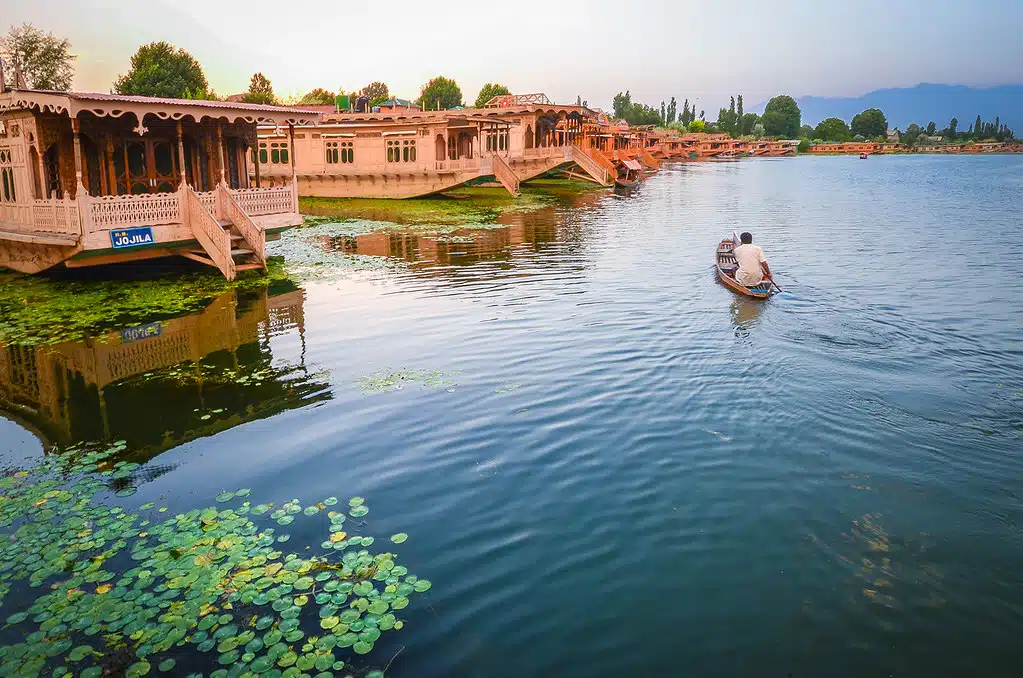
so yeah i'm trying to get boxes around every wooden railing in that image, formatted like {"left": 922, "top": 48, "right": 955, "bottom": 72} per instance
{"left": 186, "top": 187, "right": 235, "bottom": 281}
{"left": 229, "top": 185, "right": 295, "bottom": 217}
{"left": 220, "top": 184, "right": 265, "bottom": 266}
{"left": 569, "top": 148, "right": 613, "bottom": 186}
{"left": 89, "top": 192, "right": 183, "bottom": 229}
{"left": 490, "top": 154, "right": 520, "bottom": 196}
{"left": 523, "top": 146, "right": 570, "bottom": 159}
{"left": 434, "top": 158, "right": 482, "bottom": 172}
{"left": 195, "top": 190, "right": 217, "bottom": 215}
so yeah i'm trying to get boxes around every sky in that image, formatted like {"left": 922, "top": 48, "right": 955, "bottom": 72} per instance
{"left": 6, "top": 0, "right": 1023, "bottom": 113}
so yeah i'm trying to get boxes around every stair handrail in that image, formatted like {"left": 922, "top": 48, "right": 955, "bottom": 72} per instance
{"left": 186, "top": 186, "right": 235, "bottom": 280}
{"left": 220, "top": 183, "right": 266, "bottom": 266}
{"left": 489, "top": 153, "right": 520, "bottom": 196}
{"left": 569, "top": 147, "right": 612, "bottom": 186}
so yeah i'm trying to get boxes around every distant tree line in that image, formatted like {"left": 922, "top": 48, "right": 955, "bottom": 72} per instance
{"left": 807, "top": 108, "right": 1014, "bottom": 145}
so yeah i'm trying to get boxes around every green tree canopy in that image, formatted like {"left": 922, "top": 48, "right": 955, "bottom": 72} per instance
{"left": 739, "top": 113, "right": 760, "bottom": 135}
{"left": 850, "top": 108, "right": 887, "bottom": 139}
{"left": 299, "top": 88, "right": 335, "bottom": 105}
{"left": 762, "top": 95, "right": 801, "bottom": 138}
{"left": 114, "top": 42, "right": 208, "bottom": 99}
{"left": 418, "top": 76, "right": 462, "bottom": 110}
{"left": 361, "top": 81, "right": 389, "bottom": 102}
{"left": 242, "top": 72, "right": 277, "bottom": 105}
{"left": 474, "top": 82, "right": 510, "bottom": 108}
{"left": 688, "top": 119, "right": 706, "bottom": 132}
{"left": 1, "top": 23, "right": 76, "bottom": 91}
{"left": 814, "top": 117, "right": 852, "bottom": 142}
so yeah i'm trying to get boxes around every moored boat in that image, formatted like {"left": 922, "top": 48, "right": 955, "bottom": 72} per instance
{"left": 860, "top": 152, "right": 869, "bottom": 159}
{"left": 615, "top": 159, "right": 643, "bottom": 187}
{"left": 716, "top": 237, "right": 775, "bottom": 298}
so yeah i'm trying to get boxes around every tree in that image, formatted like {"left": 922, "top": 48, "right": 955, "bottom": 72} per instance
{"left": 947, "top": 117, "right": 958, "bottom": 140}
{"left": 850, "top": 108, "right": 887, "bottom": 139}
{"left": 762, "top": 95, "right": 800, "bottom": 138}
{"left": 902, "top": 122, "right": 922, "bottom": 145}
{"left": 666, "top": 97, "right": 677, "bottom": 124}
{"left": 474, "top": 82, "right": 509, "bottom": 108}
{"left": 0, "top": 23, "right": 76, "bottom": 91}
{"left": 242, "top": 72, "right": 277, "bottom": 105}
{"left": 419, "top": 76, "right": 462, "bottom": 110}
{"left": 797, "top": 139, "right": 810, "bottom": 153}
{"left": 740, "top": 113, "right": 760, "bottom": 135}
{"left": 114, "top": 42, "right": 208, "bottom": 99}
{"left": 688, "top": 119, "right": 706, "bottom": 133}
{"left": 299, "top": 88, "right": 336, "bottom": 105}
{"left": 660, "top": 101, "right": 666, "bottom": 124}
{"left": 798, "top": 124, "right": 815, "bottom": 138}
{"left": 612, "top": 90, "right": 632, "bottom": 119}
{"left": 681, "top": 99, "right": 691, "bottom": 126}
{"left": 736, "top": 95, "right": 743, "bottom": 134}
{"left": 751, "top": 122, "right": 765, "bottom": 139}
{"left": 361, "top": 81, "right": 389, "bottom": 102}
{"left": 926, "top": 121, "right": 936, "bottom": 136}
{"left": 813, "top": 117, "right": 852, "bottom": 142}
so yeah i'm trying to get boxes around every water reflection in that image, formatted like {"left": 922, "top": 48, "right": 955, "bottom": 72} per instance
{"left": 0, "top": 286, "right": 331, "bottom": 459}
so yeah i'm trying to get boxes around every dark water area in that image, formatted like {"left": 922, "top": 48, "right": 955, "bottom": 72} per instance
{"left": 2, "top": 155, "right": 1022, "bottom": 677}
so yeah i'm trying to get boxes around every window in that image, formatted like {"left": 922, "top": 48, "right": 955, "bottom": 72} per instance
{"left": 326, "top": 141, "right": 354, "bottom": 164}
{"left": 387, "top": 139, "right": 416, "bottom": 163}
{"left": 0, "top": 149, "right": 15, "bottom": 203}
{"left": 261, "top": 141, "right": 290, "bottom": 165}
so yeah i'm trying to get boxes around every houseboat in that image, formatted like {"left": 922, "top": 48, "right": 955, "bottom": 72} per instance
{"left": 0, "top": 87, "right": 319, "bottom": 279}
{"left": 254, "top": 95, "right": 613, "bottom": 199}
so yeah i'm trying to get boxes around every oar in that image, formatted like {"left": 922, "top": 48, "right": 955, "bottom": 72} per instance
{"left": 769, "top": 278, "right": 784, "bottom": 293}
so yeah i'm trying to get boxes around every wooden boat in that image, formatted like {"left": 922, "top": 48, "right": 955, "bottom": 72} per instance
{"left": 860, "top": 152, "right": 869, "bottom": 159}
{"left": 615, "top": 159, "right": 643, "bottom": 187}
{"left": 716, "top": 238, "right": 775, "bottom": 298}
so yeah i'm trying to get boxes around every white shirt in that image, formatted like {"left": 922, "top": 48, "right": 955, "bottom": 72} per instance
{"left": 733, "top": 244, "right": 766, "bottom": 286}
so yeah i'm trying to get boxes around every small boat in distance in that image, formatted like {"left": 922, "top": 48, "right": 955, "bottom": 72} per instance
{"left": 615, "top": 159, "right": 643, "bottom": 187}
{"left": 860, "top": 152, "right": 869, "bottom": 159}
{"left": 716, "top": 237, "right": 776, "bottom": 298}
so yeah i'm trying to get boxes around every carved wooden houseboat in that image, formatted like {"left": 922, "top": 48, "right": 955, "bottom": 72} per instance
{"left": 0, "top": 89, "right": 318, "bottom": 279}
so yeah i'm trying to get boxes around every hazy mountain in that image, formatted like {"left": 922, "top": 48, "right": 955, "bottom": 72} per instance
{"left": 755, "top": 84, "right": 1023, "bottom": 132}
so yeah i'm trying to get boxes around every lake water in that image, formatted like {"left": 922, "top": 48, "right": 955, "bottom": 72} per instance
{"left": 2, "top": 155, "right": 1022, "bottom": 677}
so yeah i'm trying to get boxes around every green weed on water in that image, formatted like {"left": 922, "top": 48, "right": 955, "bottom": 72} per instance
{"left": 0, "top": 443, "right": 428, "bottom": 676}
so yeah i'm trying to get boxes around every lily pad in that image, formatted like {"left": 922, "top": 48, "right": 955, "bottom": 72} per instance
{"left": 349, "top": 506, "right": 369, "bottom": 518}
{"left": 390, "top": 533, "right": 408, "bottom": 544}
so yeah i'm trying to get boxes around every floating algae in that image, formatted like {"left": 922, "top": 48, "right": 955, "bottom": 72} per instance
{"left": 0, "top": 443, "right": 429, "bottom": 676}
{"left": 357, "top": 369, "right": 456, "bottom": 393}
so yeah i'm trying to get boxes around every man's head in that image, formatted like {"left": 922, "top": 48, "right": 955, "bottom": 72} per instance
{"left": 740, "top": 232, "right": 753, "bottom": 244}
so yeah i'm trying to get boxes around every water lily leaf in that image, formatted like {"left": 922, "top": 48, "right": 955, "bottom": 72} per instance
{"left": 296, "top": 654, "right": 317, "bottom": 671}
{"left": 216, "top": 491, "right": 235, "bottom": 503}
{"left": 303, "top": 506, "right": 319, "bottom": 516}
{"left": 367, "top": 600, "right": 388, "bottom": 615}
{"left": 349, "top": 506, "right": 368, "bottom": 518}
{"left": 116, "top": 487, "right": 137, "bottom": 497}
{"left": 348, "top": 497, "right": 365, "bottom": 507}
{"left": 277, "top": 515, "right": 294, "bottom": 526}
{"left": 324, "top": 497, "right": 338, "bottom": 506}
{"left": 157, "top": 659, "right": 176, "bottom": 672}
{"left": 353, "top": 581, "right": 373, "bottom": 596}
{"left": 391, "top": 597, "right": 409, "bottom": 610}
{"left": 68, "top": 645, "right": 94, "bottom": 662}
{"left": 126, "top": 662, "right": 151, "bottom": 678}
{"left": 353, "top": 640, "right": 373, "bottom": 655}
{"left": 390, "top": 533, "right": 408, "bottom": 544}
{"left": 320, "top": 616, "right": 340, "bottom": 630}
{"left": 6, "top": 612, "right": 28, "bottom": 624}
{"left": 414, "top": 579, "right": 433, "bottom": 592}
{"left": 236, "top": 488, "right": 251, "bottom": 497}
{"left": 278, "top": 651, "right": 298, "bottom": 667}
{"left": 293, "top": 576, "right": 314, "bottom": 590}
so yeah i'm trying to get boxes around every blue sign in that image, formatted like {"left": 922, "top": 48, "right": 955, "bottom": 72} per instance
{"left": 111, "top": 227, "right": 155, "bottom": 249}
{"left": 121, "top": 322, "right": 162, "bottom": 343}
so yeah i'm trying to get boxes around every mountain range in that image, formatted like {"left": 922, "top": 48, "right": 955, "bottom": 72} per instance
{"left": 755, "top": 84, "right": 1023, "bottom": 132}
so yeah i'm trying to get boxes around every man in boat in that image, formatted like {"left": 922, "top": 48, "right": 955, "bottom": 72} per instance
{"left": 732, "top": 232, "right": 773, "bottom": 287}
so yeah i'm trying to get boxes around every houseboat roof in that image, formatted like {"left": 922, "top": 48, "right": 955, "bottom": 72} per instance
{"left": 321, "top": 104, "right": 596, "bottom": 124}
{"left": 0, "top": 89, "right": 321, "bottom": 126}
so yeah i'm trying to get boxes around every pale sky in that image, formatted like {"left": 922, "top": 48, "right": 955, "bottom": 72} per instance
{"left": 7, "top": 0, "right": 1023, "bottom": 113}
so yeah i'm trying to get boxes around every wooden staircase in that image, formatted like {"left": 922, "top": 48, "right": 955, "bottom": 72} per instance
{"left": 490, "top": 153, "right": 521, "bottom": 196}
{"left": 182, "top": 219, "right": 264, "bottom": 274}
{"left": 183, "top": 185, "right": 266, "bottom": 281}
{"left": 569, "top": 147, "right": 614, "bottom": 186}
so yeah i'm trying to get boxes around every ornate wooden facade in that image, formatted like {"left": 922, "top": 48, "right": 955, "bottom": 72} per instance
{"left": 0, "top": 90, "right": 319, "bottom": 278}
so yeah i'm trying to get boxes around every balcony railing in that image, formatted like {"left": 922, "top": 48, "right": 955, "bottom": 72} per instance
{"left": 0, "top": 184, "right": 298, "bottom": 241}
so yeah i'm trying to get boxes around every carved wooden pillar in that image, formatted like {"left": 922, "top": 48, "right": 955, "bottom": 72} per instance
{"left": 216, "top": 121, "right": 226, "bottom": 186}
{"left": 176, "top": 122, "right": 187, "bottom": 187}
{"left": 105, "top": 137, "right": 116, "bottom": 196}
{"left": 288, "top": 123, "right": 296, "bottom": 179}
{"left": 254, "top": 139, "right": 261, "bottom": 188}
{"left": 71, "top": 118, "right": 87, "bottom": 196}
{"left": 35, "top": 144, "right": 48, "bottom": 199}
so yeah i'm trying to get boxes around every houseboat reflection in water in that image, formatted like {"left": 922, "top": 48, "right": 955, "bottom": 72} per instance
{"left": 0, "top": 286, "right": 331, "bottom": 459}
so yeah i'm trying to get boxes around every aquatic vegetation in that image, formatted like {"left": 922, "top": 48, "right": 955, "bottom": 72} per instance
{"left": 0, "top": 444, "right": 427, "bottom": 676}
{"left": 357, "top": 370, "right": 456, "bottom": 393}
{"left": 266, "top": 223, "right": 408, "bottom": 283}
{"left": 0, "top": 260, "right": 291, "bottom": 347}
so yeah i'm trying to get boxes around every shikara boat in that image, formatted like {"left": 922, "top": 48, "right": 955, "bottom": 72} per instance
{"left": 716, "top": 238, "right": 776, "bottom": 298}
{"left": 860, "top": 152, "right": 869, "bottom": 159}
{"left": 615, "top": 159, "right": 643, "bottom": 187}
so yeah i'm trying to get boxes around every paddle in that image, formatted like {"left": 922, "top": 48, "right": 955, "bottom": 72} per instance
{"left": 769, "top": 278, "right": 784, "bottom": 293}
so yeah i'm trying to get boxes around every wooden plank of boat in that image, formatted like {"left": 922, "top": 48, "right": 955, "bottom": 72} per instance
{"left": 715, "top": 238, "right": 774, "bottom": 298}
{"left": 0, "top": 229, "right": 80, "bottom": 247}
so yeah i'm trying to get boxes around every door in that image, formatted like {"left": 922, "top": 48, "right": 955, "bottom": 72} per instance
{"left": 120, "top": 140, "right": 179, "bottom": 194}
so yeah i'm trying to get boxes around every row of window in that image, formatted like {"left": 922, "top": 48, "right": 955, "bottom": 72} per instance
{"left": 485, "top": 133, "right": 509, "bottom": 152}
{"left": 386, "top": 139, "right": 417, "bottom": 163}
{"left": 253, "top": 141, "right": 290, "bottom": 166}
{"left": 326, "top": 141, "right": 354, "bottom": 164}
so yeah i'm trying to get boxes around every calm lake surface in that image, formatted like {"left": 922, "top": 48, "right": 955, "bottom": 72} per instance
{"left": 3, "top": 155, "right": 1023, "bottom": 677}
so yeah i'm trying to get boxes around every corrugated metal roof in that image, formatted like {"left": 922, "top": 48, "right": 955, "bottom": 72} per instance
{"left": 23, "top": 90, "right": 322, "bottom": 115}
